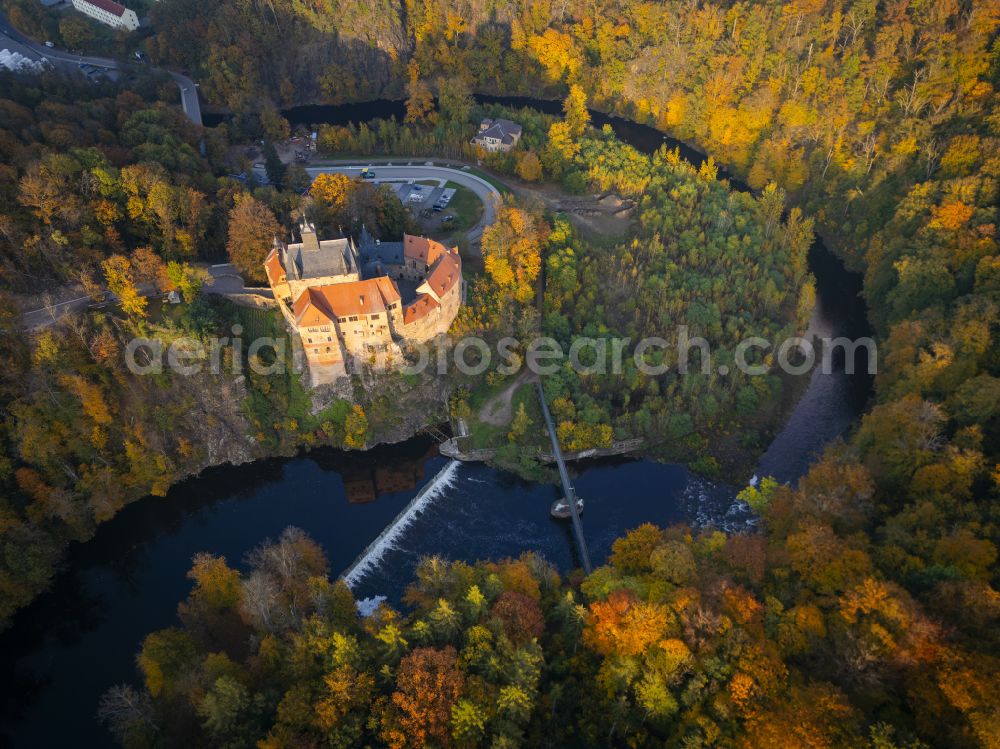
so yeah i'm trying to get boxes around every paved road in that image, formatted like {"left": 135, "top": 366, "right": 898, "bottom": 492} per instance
{"left": 0, "top": 11, "right": 201, "bottom": 125}
{"left": 20, "top": 265, "right": 251, "bottom": 330}
{"left": 304, "top": 163, "right": 501, "bottom": 241}
{"left": 21, "top": 163, "right": 502, "bottom": 329}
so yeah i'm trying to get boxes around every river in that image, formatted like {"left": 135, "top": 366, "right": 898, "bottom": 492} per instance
{"left": 0, "top": 97, "right": 871, "bottom": 748}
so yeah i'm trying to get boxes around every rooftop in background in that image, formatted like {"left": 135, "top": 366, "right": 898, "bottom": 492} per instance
{"left": 282, "top": 220, "right": 355, "bottom": 280}
{"left": 359, "top": 235, "right": 405, "bottom": 279}
{"left": 473, "top": 118, "right": 523, "bottom": 148}
{"left": 78, "top": 0, "right": 129, "bottom": 17}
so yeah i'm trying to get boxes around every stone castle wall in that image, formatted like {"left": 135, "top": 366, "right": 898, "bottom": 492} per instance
{"left": 269, "top": 236, "right": 462, "bottom": 387}
{"left": 400, "top": 282, "right": 461, "bottom": 343}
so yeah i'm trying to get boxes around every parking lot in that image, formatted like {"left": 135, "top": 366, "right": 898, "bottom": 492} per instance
{"left": 306, "top": 164, "right": 497, "bottom": 243}
{"left": 391, "top": 182, "right": 456, "bottom": 212}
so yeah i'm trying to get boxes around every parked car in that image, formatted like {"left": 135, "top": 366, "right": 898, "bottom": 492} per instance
{"left": 44, "top": 41, "right": 55, "bottom": 49}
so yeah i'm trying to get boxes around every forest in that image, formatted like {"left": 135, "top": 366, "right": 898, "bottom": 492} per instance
{"left": 0, "top": 0, "right": 998, "bottom": 745}
{"left": 0, "top": 71, "right": 437, "bottom": 629}
{"left": 106, "top": 506, "right": 997, "bottom": 748}
{"left": 124, "top": 0, "right": 1000, "bottom": 745}
{"left": 538, "top": 123, "right": 814, "bottom": 468}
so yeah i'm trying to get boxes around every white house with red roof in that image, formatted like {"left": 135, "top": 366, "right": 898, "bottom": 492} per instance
{"left": 71, "top": 0, "right": 140, "bottom": 31}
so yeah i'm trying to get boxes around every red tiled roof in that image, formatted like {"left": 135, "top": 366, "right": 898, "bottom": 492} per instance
{"left": 371, "top": 276, "right": 402, "bottom": 308}
{"left": 403, "top": 235, "right": 448, "bottom": 266}
{"left": 82, "top": 0, "right": 128, "bottom": 17}
{"left": 424, "top": 252, "right": 460, "bottom": 300}
{"left": 293, "top": 289, "right": 333, "bottom": 327}
{"left": 401, "top": 236, "right": 460, "bottom": 319}
{"left": 264, "top": 248, "right": 284, "bottom": 287}
{"left": 403, "top": 294, "right": 440, "bottom": 324}
{"left": 289, "top": 233, "right": 459, "bottom": 330}
{"left": 293, "top": 277, "right": 401, "bottom": 324}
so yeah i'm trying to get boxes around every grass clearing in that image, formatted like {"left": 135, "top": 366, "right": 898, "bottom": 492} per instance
{"left": 465, "top": 379, "right": 542, "bottom": 449}
{"left": 443, "top": 181, "right": 484, "bottom": 230}
{"left": 463, "top": 167, "right": 511, "bottom": 194}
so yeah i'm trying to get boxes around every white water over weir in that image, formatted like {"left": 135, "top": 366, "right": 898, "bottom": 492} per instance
{"left": 341, "top": 459, "right": 461, "bottom": 587}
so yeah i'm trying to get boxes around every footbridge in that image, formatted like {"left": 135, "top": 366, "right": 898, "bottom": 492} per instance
{"left": 536, "top": 380, "right": 593, "bottom": 574}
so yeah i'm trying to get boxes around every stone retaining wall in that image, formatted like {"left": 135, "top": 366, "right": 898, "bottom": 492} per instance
{"left": 440, "top": 437, "right": 645, "bottom": 464}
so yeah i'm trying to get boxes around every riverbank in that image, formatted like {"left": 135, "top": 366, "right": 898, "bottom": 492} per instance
{"left": 3, "top": 95, "right": 867, "bottom": 639}
{"left": 1, "top": 444, "right": 713, "bottom": 748}
{"left": 1, "top": 125, "right": 870, "bottom": 749}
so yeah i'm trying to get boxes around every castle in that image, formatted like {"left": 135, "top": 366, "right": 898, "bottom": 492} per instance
{"left": 264, "top": 220, "right": 463, "bottom": 385}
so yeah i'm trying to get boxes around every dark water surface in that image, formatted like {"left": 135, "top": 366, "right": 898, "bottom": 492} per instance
{"left": 1, "top": 97, "right": 871, "bottom": 748}
{"left": 0, "top": 447, "right": 701, "bottom": 747}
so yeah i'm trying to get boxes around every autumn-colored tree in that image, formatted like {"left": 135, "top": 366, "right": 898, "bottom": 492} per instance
{"left": 310, "top": 172, "right": 352, "bottom": 213}
{"left": 130, "top": 247, "right": 168, "bottom": 293}
{"left": 507, "top": 402, "right": 531, "bottom": 443}
{"left": 343, "top": 405, "right": 368, "bottom": 449}
{"left": 405, "top": 69, "right": 435, "bottom": 125}
{"left": 186, "top": 553, "right": 242, "bottom": 610}
{"left": 562, "top": 84, "right": 590, "bottom": 139}
{"left": 226, "top": 195, "right": 280, "bottom": 283}
{"left": 490, "top": 590, "right": 544, "bottom": 644}
{"left": 102, "top": 255, "right": 147, "bottom": 319}
{"left": 584, "top": 589, "right": 670, "bottom": 657}
{"left": 609, "top": 523, "right": 663, "bottom": 575}
{"left": 18, "top": 164, "right": 64, "bottom": 225}
{"left": 59, "top": 15, "right": 95, "bottom": 49}
{"left": 481, "top": 205, "right": 544, "bottom": 304}
{"left": 381, "top": 647, "right": 464, "bottom": 749}
{"left": 516, "top": 151, "right": 543, "bottom": 181}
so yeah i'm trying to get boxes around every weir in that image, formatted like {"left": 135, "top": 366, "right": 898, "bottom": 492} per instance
{"left": 536, "top": 381, "right": 593, "bottom": 575}
{"left": 341, "top": 459, "right": 460, "bottom": 587}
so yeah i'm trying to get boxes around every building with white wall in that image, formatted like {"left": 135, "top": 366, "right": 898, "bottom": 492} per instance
{"left": 71, "top": 0, "right": 140, "bottom": 31}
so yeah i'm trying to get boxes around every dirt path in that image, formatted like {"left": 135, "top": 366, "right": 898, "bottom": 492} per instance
{"left": 478, "top": 369, "right": 538, "bottom": 426}
{"left": 506, "top": 181, "right": 636, "bottom": 238}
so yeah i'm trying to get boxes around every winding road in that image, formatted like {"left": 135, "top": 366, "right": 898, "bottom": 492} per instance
{"left": 0, "top": 11, "right": 201, "bottom": 125}
{"left": 20, "top": 162, "right": 500, "bottom": 329}
{"left": 3, "top": 15, "right": 501, "bottom": 326}
{"left": 18, "top": 265, "right": 261, "bottom": 330}
{"left": 304, "top": 163, "right": 500, "bottom": 240}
